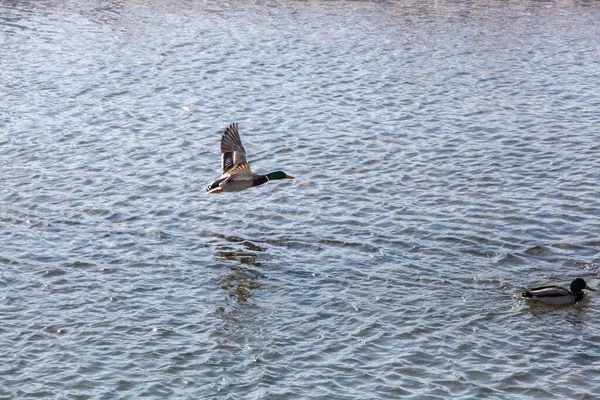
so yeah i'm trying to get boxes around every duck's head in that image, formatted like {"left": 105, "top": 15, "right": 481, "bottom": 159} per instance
{"left": 267, "top": 171, "right": 295, "bottom": 180}
{"left": 571, "top": 278, "right": 595, "bottom": 293}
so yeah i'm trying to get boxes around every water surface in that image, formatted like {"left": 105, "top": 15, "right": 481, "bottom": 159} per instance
{"left": 2, "top": 0, "right": 600, "bottom": 398}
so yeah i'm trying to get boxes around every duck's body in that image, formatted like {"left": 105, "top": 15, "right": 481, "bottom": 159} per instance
{"left": 522, "top": 278, "right": 594, "bottom": 305}
{"left": 206, "top": 123, "right": 294, "bottom": 194}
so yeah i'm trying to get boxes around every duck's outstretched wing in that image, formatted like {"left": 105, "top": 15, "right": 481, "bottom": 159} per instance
{"left": 220, "top": 123, "right": 247, "bottom": 173}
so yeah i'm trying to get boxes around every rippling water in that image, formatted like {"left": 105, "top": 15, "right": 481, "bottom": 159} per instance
{"left": 2, "top": 0, "right": 600, "bottom": 398}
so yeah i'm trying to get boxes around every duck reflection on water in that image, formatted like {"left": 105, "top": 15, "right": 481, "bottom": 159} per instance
{"left": 213, "top": 234, "right": 268, "bottom": 303}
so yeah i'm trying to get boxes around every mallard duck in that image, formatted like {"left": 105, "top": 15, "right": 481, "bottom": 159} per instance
{"left": 206, "top": 123, "right": 294, "bottom": 194}
{"left": 522, "top": 278, "right": 595, "bottom": 305}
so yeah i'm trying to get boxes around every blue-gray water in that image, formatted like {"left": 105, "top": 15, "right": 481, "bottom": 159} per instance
{"left": 2, "top": 0, "right": 600, "bottom": 398}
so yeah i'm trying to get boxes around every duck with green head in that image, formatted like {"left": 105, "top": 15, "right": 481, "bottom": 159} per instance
{"left": 522, "top": 278, "right": 595, "bottom": 305}
{"left": 206, "top": 123, "right": 294, "bottom": 194}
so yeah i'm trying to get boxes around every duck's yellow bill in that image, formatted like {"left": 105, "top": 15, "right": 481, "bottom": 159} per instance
{"left": 585, "top": 285, "right": 596, "bottom": 291}
{"left": 285, "top": 174, "right": 295, "bottom": 179}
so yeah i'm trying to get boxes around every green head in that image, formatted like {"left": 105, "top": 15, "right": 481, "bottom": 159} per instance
{"left": 266, "top": 171, "right": 294, "bottom": 180}
{"left": 571, "top": 278, "right": 595, "bottom": 293}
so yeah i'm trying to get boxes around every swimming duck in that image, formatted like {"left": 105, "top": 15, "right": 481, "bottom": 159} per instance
{"left": 522, "top": 278, "right": 595, "bottom": 305}
{"left": 206, "top": 123, "right": 294, "bottom": 194}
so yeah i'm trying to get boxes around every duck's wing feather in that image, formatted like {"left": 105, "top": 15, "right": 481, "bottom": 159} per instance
{"left": 523, "top": 285, "right": 571, "bottom": 298}
{"left": 220, "top": 123, "right": 247, "bottom": 173}
{"left": 225, "top": 162, "right": 254, "bottom": 180}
